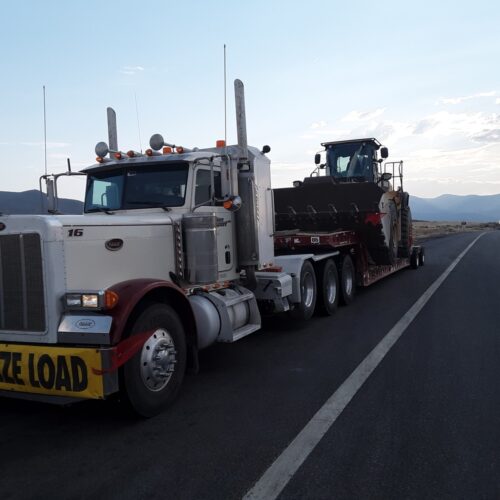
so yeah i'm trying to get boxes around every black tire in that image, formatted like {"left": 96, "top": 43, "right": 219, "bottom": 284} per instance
{"left": 410, "top": 248, "right": 419, "bottom": 269}
{"left": 290, "top": 260, "right": 317, "bottom": 321}
{"left": 339, "top": 255, "right": 356, "bottom": 305}
{"left": 418, "top": 247, "right": 425, "bottom": 266}
{"left": 316, "top": 259, "right": 339, "bottom": 316}
{"left": 386, "top": 201, "right": 398, "bottom": 265}
{"left": 399, "top": 204, "right": 413, "bottom": 258}
{"left": 122, "top": 303, "right": 187, "bottom": 417}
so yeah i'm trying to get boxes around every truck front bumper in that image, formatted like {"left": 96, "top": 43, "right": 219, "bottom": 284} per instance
{"left": 0, "top": 343, "right": 118, "bottom": 402}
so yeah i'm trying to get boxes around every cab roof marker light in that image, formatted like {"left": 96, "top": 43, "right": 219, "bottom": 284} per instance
{"left": 163, "top": 146, "right": 172, "bottom": 154}
{"left": 114, "top": 152, "right": 123, "bottom": 160}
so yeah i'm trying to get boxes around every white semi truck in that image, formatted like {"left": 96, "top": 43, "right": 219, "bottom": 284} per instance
{"left": 0, "top": 80, "right": 423, "bottom": 416}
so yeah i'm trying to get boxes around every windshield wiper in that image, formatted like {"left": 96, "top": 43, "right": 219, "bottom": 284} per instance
{"left": 87, "top": 207, "right": 115, "bottom": 215}
{"left": 126, "top": 201, "right": 172, "bottom": 211}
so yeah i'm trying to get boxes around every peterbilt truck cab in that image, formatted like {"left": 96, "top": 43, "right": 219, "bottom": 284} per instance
{"left": 0, "top": 80, "right": 292, "bottom": 416}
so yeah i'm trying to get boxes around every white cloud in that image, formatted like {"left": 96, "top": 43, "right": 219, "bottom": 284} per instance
{"left": 120, "top": 65, "right": 145, "bottom": 75}
{"left": 341, "top": 108, "right": 385, "bottom": 122}
{"left": 438, "top": 91, "right": 496, "bottom": 105}
{"left": 310, "top": 120, "right": 327, "bottom": 129}
{"left": 496, "top": 98, "right": 500, "bottom": 105}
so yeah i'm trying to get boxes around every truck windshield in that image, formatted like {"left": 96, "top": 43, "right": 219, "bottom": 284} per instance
{"left": 84, "top": 163, "right": 189, "bottom": 212}
{"left": 326, "top": 142, "right": 376, "bottom": 182}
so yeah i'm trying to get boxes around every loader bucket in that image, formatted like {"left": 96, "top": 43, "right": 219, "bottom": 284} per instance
{"left": 274, "top": 176, "right": 394, "bottom": 265}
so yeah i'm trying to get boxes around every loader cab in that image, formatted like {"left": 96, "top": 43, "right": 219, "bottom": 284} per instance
{"left": 323, "top": 139, "right": 381, "bottom": 183}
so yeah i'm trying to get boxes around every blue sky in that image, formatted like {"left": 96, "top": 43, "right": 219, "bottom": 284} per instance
{"left": 1, "top": 0, "right": 499, "bottom": 199}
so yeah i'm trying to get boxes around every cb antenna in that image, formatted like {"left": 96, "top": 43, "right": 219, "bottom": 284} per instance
{"left": 43, "top": 85, "right": 47, "bottom": 176}
{"left": 224, "top": 44, "right": 227, "bottom": 147}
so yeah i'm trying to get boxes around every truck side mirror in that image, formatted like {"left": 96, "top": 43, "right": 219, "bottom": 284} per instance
{"left": 261, "top": 145, "right": 271, "bottom": 154}
{"left": 314, "top": 153, "right": 321, "bottom": 165}
{"left": 380, "top": 147, "right": 389, "bottom": 159}
{"left": 381, "top": 172, "right": 392, "bottom": 182}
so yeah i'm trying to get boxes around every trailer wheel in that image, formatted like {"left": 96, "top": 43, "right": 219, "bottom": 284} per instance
{"left": 317, "top": 259, "right": 339, "bottom": 316}
{"left": 410, "top": 247, "right": 419, "bottom": 269}
{"left": 122, "top": 303, "right": 186, "bottom": 417}
{"left": 339, "top": 255, "right": 356, "bottom": 305}
{"left": 418, "top": 247, "right": 425, "bottom": 266}
{"left": 290, "top": 260, "right": 317, "bottom": 321}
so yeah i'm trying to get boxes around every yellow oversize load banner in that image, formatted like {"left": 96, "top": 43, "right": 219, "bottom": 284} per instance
{"left": 0, "top": 344, "right": 104, "bottom": 399}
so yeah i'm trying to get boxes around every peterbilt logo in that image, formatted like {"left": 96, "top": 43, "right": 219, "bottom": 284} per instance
{"left": 105, "top": 238, "right": 124, "bottom": 251}
{"left": 75, "top": 319, "right": 95, "bottom": 330}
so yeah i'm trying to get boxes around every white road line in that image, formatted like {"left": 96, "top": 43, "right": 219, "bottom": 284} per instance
{"left": 244, "top": 233, "right": 485, "bottom": 500}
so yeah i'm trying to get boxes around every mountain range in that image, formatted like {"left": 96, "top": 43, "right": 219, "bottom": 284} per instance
{"left": 0, "top": 190, "right": 83, "bottom": 215}
{"left": 0, "top": 190, "right": 499, "bottom": 222}
{"left": 410, "top": 194, "right": 500, "bottom": 222}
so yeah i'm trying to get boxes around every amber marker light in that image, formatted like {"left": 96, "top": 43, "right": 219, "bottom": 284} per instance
{"left": 176, "top": 146, "right": 184, "bottom": 154}
{"left": 223, "top": 199, "right": 233, "bottom": 210}
{"left": 104, "top": 290, "right": 119, "bottom": 309}
{"left": 126, "top": 150, "right": 135, "bottom": 158}
{"left": 96, "top": 156, "right": 104, "bottom": 163}
{"left": 163, "top": 146, "right": 172, "bottom": 154}
{"left": 145, "top": 149, "right": 154, "bottom": 156}
{"left": 114, "top": 152, "right": 122, "bottom": 160}
{"left": 216, "top": 139, "right": 226, "bottom": 148}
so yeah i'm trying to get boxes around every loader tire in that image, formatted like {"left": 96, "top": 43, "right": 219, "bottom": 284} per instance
{"left": 121, "top": 304, "right": 186, "bottom": 417}
{"left": 399, "top": 205, "right": 413, "bottom": 258}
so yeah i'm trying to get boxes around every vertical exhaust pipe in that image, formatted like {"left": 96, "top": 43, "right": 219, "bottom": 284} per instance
{"left": 233, "top": 79, "right": 259, "bottom": 284}
{"left": 234, "top": 79, "right": 248, "bottom": 159}
{"left": 107, "top": 107, "right": 118, "bottom": 157}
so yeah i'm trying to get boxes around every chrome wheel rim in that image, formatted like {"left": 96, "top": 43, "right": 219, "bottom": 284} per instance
{"left": 140, "top": 328, "right": 177, "bottom": 392}
{"left": 302, "top": 271, "right": 315, "bottom": 309}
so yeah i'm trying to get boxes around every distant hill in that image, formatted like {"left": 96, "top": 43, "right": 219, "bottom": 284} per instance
{"left": 0, "top": 189, "right": 499, "bottom": 222}
{"left": 411, "top": 194, "right": 500, "bottom": 222}
{"left": 0, "top": 190, "right": 83, "bottom": 215}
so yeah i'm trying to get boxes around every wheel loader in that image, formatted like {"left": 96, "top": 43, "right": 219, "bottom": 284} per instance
{"left": 273, "top": 138, "right": 413, "bottom": 265}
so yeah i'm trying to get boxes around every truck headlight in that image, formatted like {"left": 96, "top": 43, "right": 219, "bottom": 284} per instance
{"left": 64, "top": 290, "right": 118, "bottom": 310}
{"left": 82, "top": 294, "right": 99, "bottom": 308}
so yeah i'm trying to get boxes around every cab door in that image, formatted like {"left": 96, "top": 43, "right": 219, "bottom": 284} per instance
{"left": 193, "top": 166, "right": 235, "bottom": 276}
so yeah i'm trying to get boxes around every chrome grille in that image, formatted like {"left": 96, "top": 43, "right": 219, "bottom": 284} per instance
{"left": 0, "top": 233, "right": 45, "bottom": 332}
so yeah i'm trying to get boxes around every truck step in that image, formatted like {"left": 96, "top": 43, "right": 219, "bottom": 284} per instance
{"left": 231, "top": 323, "right": 261, "bottom": 342}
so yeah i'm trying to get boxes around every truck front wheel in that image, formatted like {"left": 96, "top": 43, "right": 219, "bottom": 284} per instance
{"left": 122, "top": 303, "right": 187, "bottom": 417}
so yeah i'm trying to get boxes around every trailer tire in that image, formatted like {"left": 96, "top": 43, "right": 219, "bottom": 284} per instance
{"left": 290, "top": 260, "right": 317, "bottom": 321}
{"left": 410, "top": 247, "right": 419, "bottom": 269}
{"left": 418, "top": 247, "right": 425, "bottom": 266}
{"left": 122, "top": 303, "right": 186, "bottom": 417}
{"left": 339, "top": 255, "right": 356, "bottom": 305}
{"left": 317, "top": 259, "right": 339, "bottom": 316}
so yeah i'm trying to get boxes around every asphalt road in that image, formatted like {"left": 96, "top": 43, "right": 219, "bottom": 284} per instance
{"left": 1, "top": 231, "right": 499, "bottom": 500}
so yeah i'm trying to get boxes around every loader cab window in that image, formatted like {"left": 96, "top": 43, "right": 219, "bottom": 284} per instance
{"left": 194, "top": 168, "right": 222, "bottom": 205}
{"left": 326, "top": 142, "right": 376, "bottom": 182}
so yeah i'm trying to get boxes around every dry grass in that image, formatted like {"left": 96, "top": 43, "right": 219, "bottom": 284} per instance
{"left": 413, "top": 221, "right": 500, "bottom": 241}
